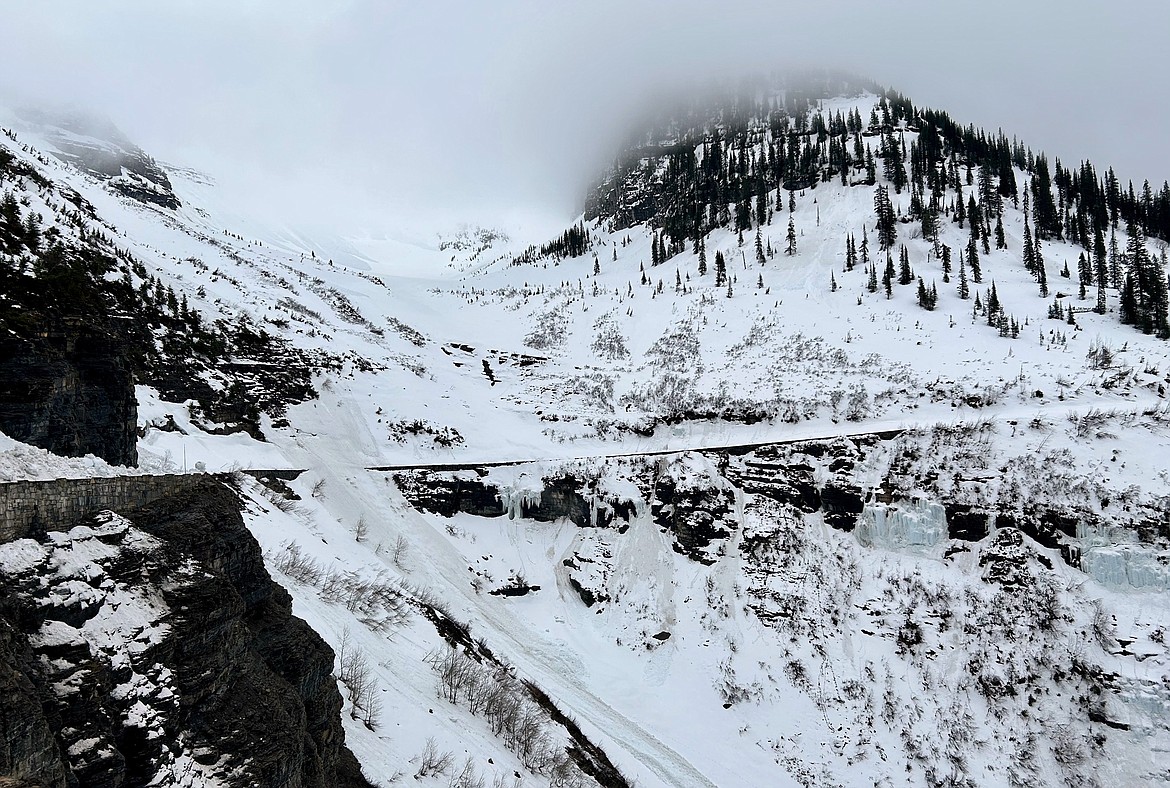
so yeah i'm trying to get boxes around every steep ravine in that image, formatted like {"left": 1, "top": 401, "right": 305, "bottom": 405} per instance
{"left": 0, "top": 476, "right": 370, "bottom": 788}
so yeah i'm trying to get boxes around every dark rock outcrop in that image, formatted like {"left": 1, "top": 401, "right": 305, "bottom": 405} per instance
{"left": 945, "top": 504, "right": 990, "bottom": 542}
{"left": 395, "top": 470, "right": 634, "bottom": 528}
{"left": 17, "top": 108, "right": 180, "bottom": 210}
{"left": 0, "top": 477, "right": 370, "bottom": 788}
{"left": 523, "top": 475, "right": 593, "bottom": 526}
{"left": 0, "top": 606, "right": 68, "bottom": 788}
{"left": 394, "top": 470, "right": 503, "bottom": 518}
{"left": 0, "top": 317, "right": 136, "bottom": 466}
{"left": 732, "top": 458, "right": 821, "bottom": 512}
{"left": 820, "top": 483, "right": 865, "bottom": 531}
{"left": 651, "top": 467, "right": 736, "bottom": 564}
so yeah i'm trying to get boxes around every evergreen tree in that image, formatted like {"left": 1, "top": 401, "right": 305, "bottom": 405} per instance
{"left": 1022, "top": 219, "right": 1036, "bottom": 274}
{"left": 1077, "top": 251, "right": 1092, "bottom": 287}
{"left": 1108, "top": 228, "right": 1122, "bottom": 288}
{"left": 987, "top": 282, "right": 1001, "bottom": 325}
{"left": 941, "top": 244, "right": 952, "bottom": 283}
{"left": 995, "top": 215, "right": 1006, "bottom": 250}
{"left": 714, "top": 250, "right": 727, "bottom": 287}
{"left": 916, "top": 277, "right": 936, "bottom": 310}
{"left": 755, "top": 228, "right": 766, "bottom": 265}
{"left": 921, "top": 197, "right": 939, "bottom": 243}
{"left": 967, "top": 194, "right": 981, "bottom": 246}
{"left": 967, "top": 236, "right": 982, "bottom": 283}
{"left": 958, "top": 252, "right": 970, "bottom": 299}
{"left": 1036, "top": 236, "right": 1048, "bottom": 297}
{"left": 882, "top": 253, "right": 895, "bottom": 299}
{"left": 1124, "top": 218, "right": 1154, "bottom": 333}
{"left": 1031, "top": 154, "right": 1061, "bottom": 240}
{"left": 785, "top": 217, "right": 797, "bottom": 256}
{"left": 1156, "top": 248, "right": 1170, "bottom": 338}
{"left": 898, "top": 245, "right": 913, "bottom": 285}
{"left": 1093, "top": 224, "right": 1108, "bottom": 289}
{"left": 698, "top": 238, "right": 708, "bottom": 276}
{"left": 1120, "top": 274, "right": 1138, "bottom": 325}
{"left": 874, "top": 185, "right": 897, "bottom": 250}
{"left": 830, "top": 271, "right": 838, "bottom": 292}
{"left": 867, "top": 262, "right": 878, "bottom": 293}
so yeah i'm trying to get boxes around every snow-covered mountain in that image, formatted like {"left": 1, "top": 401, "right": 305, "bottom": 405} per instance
{"left": 1, "top": 73, "right": 1169, "bottom": 786}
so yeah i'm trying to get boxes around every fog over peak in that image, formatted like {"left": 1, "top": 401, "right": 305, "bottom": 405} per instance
{"left": 2, "top": 1, "right": 1166, "bottom": 238}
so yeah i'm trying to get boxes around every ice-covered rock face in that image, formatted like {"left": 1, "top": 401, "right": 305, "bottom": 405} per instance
{"left": 1080, "top": 544, "right": 1170, "bottom": 591}
{"left": 855, "top": 499, "right": 948, "bottom": 549}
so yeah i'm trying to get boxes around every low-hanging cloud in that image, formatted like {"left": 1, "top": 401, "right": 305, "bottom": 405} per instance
{"left": 2, "top": 1, "right": 1166, "bottom": 236}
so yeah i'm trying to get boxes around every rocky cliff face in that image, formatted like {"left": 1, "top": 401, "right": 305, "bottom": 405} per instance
{"left": 13, "top": 108, "right": 180, "bottom": 211}
{"left": 0, "top": 477, "right": 370, "bottom": 788}
{"left": 0, "top": 317, "right": 137, "bottom": 467}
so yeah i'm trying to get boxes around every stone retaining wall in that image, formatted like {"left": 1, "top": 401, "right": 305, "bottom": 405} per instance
{"left": 0, "top": 474, "right": 225, "bottom": 542}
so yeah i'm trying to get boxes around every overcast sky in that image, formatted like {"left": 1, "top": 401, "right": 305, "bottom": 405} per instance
{"left": 2, "top": 1, "right": 1167, "bottom": 237}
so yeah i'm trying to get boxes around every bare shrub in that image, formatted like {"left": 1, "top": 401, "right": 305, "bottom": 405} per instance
{"left": 391, "top": 534, "right": 410, "bottom": 570}
{"left": 415, "top": 737, "right": 455, "bottom": 778}
{"left": 449, "top": 757, "right": 485, "bottom": 788}
{"left": 427, "top": 646, "right": 580, "bottom": 779}
{"left": 337, "top": 628, "right": 383, "bottom": 730}
{"left": 271, "top": 543, "right": 409, "bottom": 632}
{"left": 271, "top": 542, "right": 324, "bottom": 585}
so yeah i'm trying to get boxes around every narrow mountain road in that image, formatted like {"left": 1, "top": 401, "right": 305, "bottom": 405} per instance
{"left": 365, "top": 398, "right": 1146, "bottom": 472}
{"left": 366, "top": 426, "right": 905, "bottom": 472}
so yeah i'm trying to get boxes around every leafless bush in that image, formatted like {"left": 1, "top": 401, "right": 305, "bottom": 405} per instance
{"left": 354, "top": 516, "right": 369, "bottom": 542}
{"left": 259, "top": 484, "right": 308, "bottom": 516}
{"left": 270, "top": 544, "right": 409, "bottom": 632}
{"left": 311, "top": 478, "right": 327, "bottom": 497}
{"left": 271, "top": 542, "right": 324, "bottom": 585}
{"left": 391, "top": 534, "right": 410, "bottom": 570}
{"left": 415, "top": 737, "right": 455, "bottom": 778}
{"left": 524, "top": 307, "right": 569, "bottom": 350}
{"left": 449, "top": 757, "right": 485, "bottom": 788}
{"left": 591, "top": 314, "right": 629, "bottom": 360}
{"left": 1091, "top": 600, "right": 1118, "bottom": 651}
{"left": 427, "top": 646, "right": 579, "bottom": 779}
{"left": 337, "top": 629, "right": 382, "bottom": 730}
{"left": 1068, "top": 408, "right": 1119, "bottom": 439}
{"left": 226, "top": 469, "right": 250, "bottom": 490}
